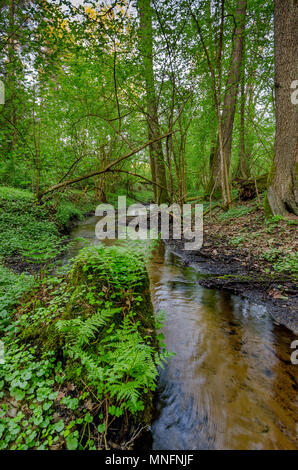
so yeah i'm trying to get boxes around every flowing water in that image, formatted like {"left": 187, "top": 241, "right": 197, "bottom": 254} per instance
{"left": 62, "top": 216, "right": 298, "bottom": 450}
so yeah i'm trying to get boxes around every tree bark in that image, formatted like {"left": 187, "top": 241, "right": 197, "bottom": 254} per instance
{"left": 137, "top": 0, "right": 169, "bottom": 203}
{"left": 209, "top": 0, "right": 247, "bottom": 192}
{"left": 237, "top": 76, "right": 250, "bottom": 178}
{"left": 267, "top": 0, "right": 298, "bottom": 216}
{"left": 2, "top": 0, "right": 17, "bottom": 170}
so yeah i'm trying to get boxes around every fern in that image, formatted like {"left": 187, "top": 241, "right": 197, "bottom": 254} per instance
{"left": 53, "top": 244, "right": 170, "bottom": 417}
{"left": 56, "top": 308, "right": 120, "bottom": 347}
{"left": 56, "top": 309, "right": 161, "bottom": 413}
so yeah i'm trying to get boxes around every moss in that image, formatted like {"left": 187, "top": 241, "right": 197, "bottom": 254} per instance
{"left": 214, "top": 272, "right": 290, "bottom": 284}
{"left": 263, "top": 163, "right": 276, "bottom": 218}
{"left": 263, "top": 192, "right": 273, "bottom": 218}
{"left": 217, "top": 274, "right": 267, "bottom": 282}
{"left": 14, "top": 244, "right": 161, "bottom": 443}
{"left": 204, "top": 184, "right": 222, "bottom": 200}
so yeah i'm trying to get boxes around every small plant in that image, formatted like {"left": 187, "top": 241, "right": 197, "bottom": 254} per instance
{"left": 230, "top": 235, "right": 246, "bottom": 246}
{"left": 267, "top": 215, "right": 284, "bottom": 224}
{"left": 0, "top": 265, "right": 34, "bottom": 333}
{"left": 219, "top": 205, "right": 253, "bottom": 221}
{"left": 262, "top": 248, "right": 282, "bottom": 262}
{"left": 265, "top": 215, "right": 284, "bottom": 231}
{"left": 262, "top": 249, "right": 298, "bottom": 275}
{"left": 273, "top": 252, "right": 298, "bottom": 275}
{"left": 286, "top": 219, "right": 298, "bottom": 226}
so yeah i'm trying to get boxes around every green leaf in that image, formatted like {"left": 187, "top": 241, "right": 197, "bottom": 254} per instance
{"left": 53, "top": 420, "right": 64, "bottom": 433}
{"left": 66, "top": 434, "right": 78, "bottom": 450}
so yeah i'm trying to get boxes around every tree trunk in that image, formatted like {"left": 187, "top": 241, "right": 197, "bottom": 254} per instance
{"left": 137, "top": 0, "right": 169, "bottom": 203}
{"left": 2, "top": 0, "right": 17, "bottom": 173}
{"left": 266, "top": 0, "right": 298, "bottom": 216}
{"left": 237, "top": 77, "right": 250, "bottom": 178}
{"left": 209, "top": 0, "right": 247, "bottom": 192}
{"left": 95, "top": 147, "right": 107, "bottom": 202}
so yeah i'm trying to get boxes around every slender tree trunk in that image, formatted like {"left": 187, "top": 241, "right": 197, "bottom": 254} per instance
{"left": 137, "top": 0, "right": 169, "bottom": 203}
{"left": 209, "top": 0, "right": 247, "bottom": 192}
{"left": 3, "top": 0, "right": 17, "bottom": 175}
{"left": 266, "top": 0, "right": 298, "bottom": 216}
{"left": 245, "top": 81, "right": 254, "bottom": 167}
{"left": 95, "top": 147, "right": 107, "bottom": 202}
{"left": 237, "top": 77, "right": 250, "bottom": 178}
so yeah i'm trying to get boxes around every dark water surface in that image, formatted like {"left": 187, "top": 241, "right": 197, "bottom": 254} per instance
{"left": 63, "top": 216, "right": 298, "bottom": 450}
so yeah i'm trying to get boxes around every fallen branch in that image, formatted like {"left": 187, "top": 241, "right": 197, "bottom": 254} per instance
{"left": 39, "top": 132, "right": 172, "bottom": 199}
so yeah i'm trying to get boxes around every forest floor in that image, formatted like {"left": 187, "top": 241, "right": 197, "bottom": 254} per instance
{"left": 166, "top": 199, "right": 298, "bottom": 333}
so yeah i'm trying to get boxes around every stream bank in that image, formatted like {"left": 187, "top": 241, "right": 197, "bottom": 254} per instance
{"left": 0, "top": 243, "right": 165, "bottom": 450}
{"left": 166, "top": 200, "right": 298, "bottom": 333}
{"left": 0, "top": 189, "right": 165, "bottom": 450}
{"left": 166, "top": 237, "right": 298, "bottom": 334}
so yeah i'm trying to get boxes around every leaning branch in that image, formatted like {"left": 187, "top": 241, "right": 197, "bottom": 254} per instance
{"left": 105, "top": 169, "right": 168, "bottom": 192}
{"left": 39, "top": 132, "right": 172, "bottom": 199}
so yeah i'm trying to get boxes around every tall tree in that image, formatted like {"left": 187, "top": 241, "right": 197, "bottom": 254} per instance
{"left": 237, "top": 73, "right": 250, "bottom": 179}
{"left": 137, "top": 0, "right": 169, "bottom": 203}
{"left": 267, "top": 0, "right": 298, "bottom": 216}
{"left": 209, "top": 0, "right": 247, "bottom": 196}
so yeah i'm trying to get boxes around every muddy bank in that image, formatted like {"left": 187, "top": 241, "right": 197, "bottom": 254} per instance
{"left": 165, "top": 236, "right": 298, "bottom": 334}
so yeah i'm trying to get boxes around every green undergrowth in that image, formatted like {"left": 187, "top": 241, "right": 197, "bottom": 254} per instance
{"left": 0, "top": 186, "right": 61, "bottom": 264}
{"left": 218, "top": 204, "right": 254, "bottom": 221}
{"left": 0, "top": 185, "right": 95, "bottom": 331}
{"left": 262, "top": 249, "right": 298, "bottom": 277}
{"left": 0, "top": 186, "right": 95, "bottom": 267}
{"left": 0, "top": 265, "right": 34, "bottom": 329}
{"left": 0, "top": 244, "right": 169, "bottom": 450}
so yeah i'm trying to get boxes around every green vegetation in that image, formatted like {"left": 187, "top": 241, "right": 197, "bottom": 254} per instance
{"left": 0, "top": 182, "right": 170, "bottom": 450}
{"left": 0, "top": 245, "right": 169, "bottom": 450}
{"left": 273, "top": 253, "right": 298, "bottom": 276}
{"left": 230, "top": 235, "right": 247, "bottom": 247}
{"left": 0, "top": 187, "right": 62, "bottom": 264}
{"left": 218, "top": 205, "right": 253, "bottom": 221}
{"left": 0, "top": 0, "right": 297, "bottom": 453}
{"left": 0, "top": 265, "right": 34, "bottom": 325}
{"left": 0, "top": 186, "right": 95, "bottom": 266}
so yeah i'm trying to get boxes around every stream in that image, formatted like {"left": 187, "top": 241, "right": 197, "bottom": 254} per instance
{"left": 61, "top": 216, "right": 298, "bottom": 450}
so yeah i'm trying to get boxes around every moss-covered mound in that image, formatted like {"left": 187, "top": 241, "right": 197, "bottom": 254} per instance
{"left": 0, "top": 244, "right": 167, "bottom": 450}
